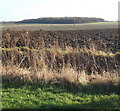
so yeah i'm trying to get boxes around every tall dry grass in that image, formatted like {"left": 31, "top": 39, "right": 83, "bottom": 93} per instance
{"left": 1, "top": 30, "right": 119, "bottom": 85}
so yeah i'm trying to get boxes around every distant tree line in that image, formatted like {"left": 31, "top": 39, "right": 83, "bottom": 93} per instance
{"left": 16, "top": 17, "right": 105, "bottom": 24}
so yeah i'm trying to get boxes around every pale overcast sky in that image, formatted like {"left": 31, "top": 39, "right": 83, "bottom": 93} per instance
{"left": 0, "top": 0, "right": 119, "bottom": 21}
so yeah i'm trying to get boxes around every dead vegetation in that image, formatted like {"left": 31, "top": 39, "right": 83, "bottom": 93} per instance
{"left": 1, "top": 29, "right": 120, "bottom": 85}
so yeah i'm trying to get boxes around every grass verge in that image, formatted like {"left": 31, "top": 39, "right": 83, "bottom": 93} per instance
{"left": 2, "top": 80, "right": 119, "bottom": 110}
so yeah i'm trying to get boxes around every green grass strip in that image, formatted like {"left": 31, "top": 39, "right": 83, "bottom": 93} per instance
{"left": 0, "top": 47, "right": 119, "bottom": 57}
{"left": 2, "top": 82, "right": 119, "bottom": 109}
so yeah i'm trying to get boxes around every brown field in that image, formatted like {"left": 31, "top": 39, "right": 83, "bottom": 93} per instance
{"left": 1, "top": 28, "right": 120, "bottom": 84}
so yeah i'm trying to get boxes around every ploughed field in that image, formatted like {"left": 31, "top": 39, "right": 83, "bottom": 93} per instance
{"left": 2, "top": 28, "right": 119, "bottom": 75}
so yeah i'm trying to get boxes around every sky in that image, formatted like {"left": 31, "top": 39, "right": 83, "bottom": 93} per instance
{"left": 0, "top": 0, "right": 119, "bottom": 21}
